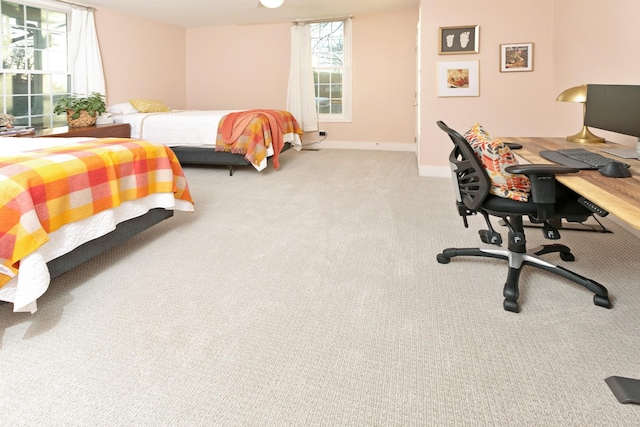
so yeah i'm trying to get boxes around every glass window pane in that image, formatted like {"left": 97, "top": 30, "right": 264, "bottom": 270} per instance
{"left": 49, "top": 31, "right": 65, "bottom": 49}
{"left": 2, "top": 24, "right": 10, "bottom": 45}
{"left": 29, "top": 114, "right": 46, "bottom": 127}
{"left": 1, "top": 2, "right": 69, "bottom": 124}
{"left": 51, "top": 73, "right": 68, "bottom": 93}
{"left": 311, "top": 20, "right": 348, "bottom": 117}
{"left": 46, "top": 10, "right": 66, "bottom": 31}
{"left": 317, "top": 84, "right": 330, "bottom": 98}
{"left": 47, "top": 49, "right": 66, "bottom": 71}
{"left": 26, "top": 6, "right": 43, "bottom": 29}
{"left": 317, "top": 99, "right": 330, "bottom": 114}
{"left": 3, "top": 46, "right": 25, "bottom": 68}
{"left": 30, "top": 73, "right": 43, "bottom": 94}
{"left": 2, "top": 2, "right": 25, "bottom": 27}
{"left": 11, "top": 73, "right": 28, "bottom": 93}
{"left": 30, "top": 93, "right": 44, "bottom": 114}
{"left": 8, "top": 94, "right": 27, "bottom": 115}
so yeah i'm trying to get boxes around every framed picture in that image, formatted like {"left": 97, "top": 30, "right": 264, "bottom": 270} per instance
{"left": 500, "top": 43, "right": 534, "bottom": 72}
{"left": 437, "top": 61, "right": 479, "bottom": 97}
{"left": 438, "top": 25, "right": 479, "bottom": 54}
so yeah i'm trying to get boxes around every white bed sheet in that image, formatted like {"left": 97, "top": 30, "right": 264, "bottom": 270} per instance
{"left": 0, "top": 137, "right": 194, "bottom": 313}
{"left": 113, "top": 110, "right": 302, "bottom": 171}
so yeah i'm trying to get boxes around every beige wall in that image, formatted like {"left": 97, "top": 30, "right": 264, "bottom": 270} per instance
{"left": 552, "top": 0, "right": 640, "bottom": 146}
{"left": 419, "top": 0, "right": 640, "bottom": 175}
{"left": 93, "top": 1, "right": 640, "bottom": 175}
{"left": 322, "top": 9, "right": 417, "bottom": 144}
{"left": 185, "top": 8, "right": 418, "bottom": 145}
{"left": 185, "top": 23, "right": 291, "bottom": 110}
{"left": 94, "top": 8, "right": 187, "bottom": 109}
{"left": 418, "top": 0, "right": 556, "bottom": 175}
{"left": 95, "top": 7, "right": 417, "bottom": 147}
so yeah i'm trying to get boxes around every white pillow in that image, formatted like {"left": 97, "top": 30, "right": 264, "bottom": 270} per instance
{"left": 106, "top": 102, "right": 138, "bottom": 115}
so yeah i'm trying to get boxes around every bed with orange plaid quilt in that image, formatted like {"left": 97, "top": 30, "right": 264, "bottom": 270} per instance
{"left": 0, "top": 138, "right": 194, "bottom": 312}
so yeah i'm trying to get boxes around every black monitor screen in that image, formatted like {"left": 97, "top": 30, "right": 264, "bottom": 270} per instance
{"left": 584, "top": 84, "right": 640, "bottom": 138}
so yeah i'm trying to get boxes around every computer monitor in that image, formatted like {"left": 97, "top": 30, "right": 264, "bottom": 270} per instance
{"left": 584, "top": 84, "right": 640, "bottom": 139}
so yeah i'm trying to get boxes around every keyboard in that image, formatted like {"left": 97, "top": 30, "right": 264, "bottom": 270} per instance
{"left": 548, "top": 148, "right": 629, "bottom": 169}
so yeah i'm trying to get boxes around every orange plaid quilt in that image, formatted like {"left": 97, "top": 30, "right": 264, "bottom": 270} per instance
{"left": 0, "top": 138, "right": 193, "bottom": 287}
{"left": 215, "top": 109, "right": 303, "bottom": 169}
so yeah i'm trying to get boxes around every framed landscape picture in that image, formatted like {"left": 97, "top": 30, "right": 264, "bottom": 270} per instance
{"left": 437, "top": 61, "right": 479, "bottom": 97}
{"left": 438, "top": 25, "right": 479, "bottom": 54}
{"left": 500, "top": 43, "right": 534, "bottom": 72}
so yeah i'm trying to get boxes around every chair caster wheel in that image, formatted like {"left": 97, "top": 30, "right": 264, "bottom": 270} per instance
{"left": 436, "top": 254, "right": 450, "bottom": 264}
{"left": 594, "top": 295, "right": 611, "bottom": 309}
{"left": 503, "top": 299, "right": 520, "bottom": 313}
{"left": 560, "top": 252, "right": 575, "bottom": 262}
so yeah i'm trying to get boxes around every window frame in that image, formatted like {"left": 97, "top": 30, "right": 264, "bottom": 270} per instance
{"left": 310, "top": 18, "right": 352, "bottom": 123}
{"left": 0, "top": 0, "right": 71, "bottom": 128}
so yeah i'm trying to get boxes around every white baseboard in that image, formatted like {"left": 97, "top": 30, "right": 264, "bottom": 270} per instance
{"left": 606, "top": 215, "right": 640, "bottom": 240}
{"left": 301, "top": 140, "right": 416, "bottom": 152}
{"left": 419, "top": 165, "right": 451, "bottom": 177}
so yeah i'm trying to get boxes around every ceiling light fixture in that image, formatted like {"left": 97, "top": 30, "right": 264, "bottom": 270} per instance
{"left": 259, "top": 0, "right": 284, "bottom": 8}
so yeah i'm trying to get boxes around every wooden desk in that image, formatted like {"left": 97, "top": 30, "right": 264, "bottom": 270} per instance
{"left": 505, "top": 137, "right": 640, "bottom": 230}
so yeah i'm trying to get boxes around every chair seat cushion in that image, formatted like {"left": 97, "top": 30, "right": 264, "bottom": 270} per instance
{"left": 483, "top": 185, "right": 592, "bottom": 220}
{"left": 464, "top": 123, "right": 531, "bottom": 202}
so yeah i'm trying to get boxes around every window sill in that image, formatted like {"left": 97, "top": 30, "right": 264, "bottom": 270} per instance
{"left": 318, "top": 117, "right": 352, "bottom": 123}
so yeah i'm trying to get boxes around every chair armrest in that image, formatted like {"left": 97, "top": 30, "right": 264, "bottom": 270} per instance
{"left": 505, "top": 164, "right": 579, "bottom": 207}
{"left": 505, "top": 164, "right": 579, "bottom": 176}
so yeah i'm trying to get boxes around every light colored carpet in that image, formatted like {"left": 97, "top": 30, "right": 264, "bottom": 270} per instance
{"left": 1, "top": 148, "right": 640, "bottom": 426}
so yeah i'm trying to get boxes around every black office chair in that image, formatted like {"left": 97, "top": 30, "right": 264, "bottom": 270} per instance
{"left": 436, "top": 121, "right": 611, "bottom": 313}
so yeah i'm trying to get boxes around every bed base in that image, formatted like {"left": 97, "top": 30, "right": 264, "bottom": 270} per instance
{"left": 0, "top": 209, "right": 173, "bottom": 308}
{"left": 47, "top": 208, "right": 174, "bottom": 279}
{"left": 170, "top": 143, "right": 292, "bottom": 176}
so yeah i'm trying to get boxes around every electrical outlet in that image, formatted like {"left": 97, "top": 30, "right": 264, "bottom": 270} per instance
{"left": 319, "top": 130, "right": 326, "bottom": 136}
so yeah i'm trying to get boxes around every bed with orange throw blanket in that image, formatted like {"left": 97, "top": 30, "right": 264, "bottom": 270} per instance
{"left": 111, "top": 109, "right": 304, "bottom": 175}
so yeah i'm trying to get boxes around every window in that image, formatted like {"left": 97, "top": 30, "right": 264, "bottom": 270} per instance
{"left": 1, "top": 0, "right": 69, "bottom": 128}
{"left": 310, "top": 19, "right": 351, "bottom": 122}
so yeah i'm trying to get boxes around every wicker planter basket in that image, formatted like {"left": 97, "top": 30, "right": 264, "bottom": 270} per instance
{"left": 66, "top": 109, "right": 97, "bottom": 127}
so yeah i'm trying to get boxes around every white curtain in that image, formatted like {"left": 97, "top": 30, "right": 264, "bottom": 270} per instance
{"left": 286, "top": 23, "right": 318, "bottom": 132}
{"left": 69, "top": 7, "right": 106, "bottom": 97}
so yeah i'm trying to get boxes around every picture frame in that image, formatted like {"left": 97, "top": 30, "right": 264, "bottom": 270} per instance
{"left": 500, "top": 43, "right": 534, "bottom": 72}
{"left": 437, "top": 61, "right": 479, "bottom": 97}
{"left": 438, "top": 25, "right": 479, "bottom": 54}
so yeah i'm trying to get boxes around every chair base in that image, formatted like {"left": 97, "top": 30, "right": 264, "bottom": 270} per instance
{"left": 436, "top": 245, "right": 611, "bottom": 313}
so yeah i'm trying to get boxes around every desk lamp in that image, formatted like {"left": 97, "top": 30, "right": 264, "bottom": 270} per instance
{"left": 556, "top": 84, "right": 605, "bottom": 143}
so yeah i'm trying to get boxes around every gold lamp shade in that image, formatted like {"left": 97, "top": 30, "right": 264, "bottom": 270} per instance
{"left": 556, "top": 84, "right": 605, "bottom": 143}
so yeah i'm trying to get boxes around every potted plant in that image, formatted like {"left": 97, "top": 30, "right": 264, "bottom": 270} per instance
{"left": 54, "top": 92, "right": 106, "bottom": 127}
{"left": 0, "top": 113, "right": 15, "bottom": 128}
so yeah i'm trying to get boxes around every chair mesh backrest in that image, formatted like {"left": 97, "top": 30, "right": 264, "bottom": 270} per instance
{"left": 437, "top": 121, "right": 491, "bottom": 211}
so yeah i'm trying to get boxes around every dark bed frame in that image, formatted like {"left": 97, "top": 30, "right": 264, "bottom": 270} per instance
{"left": 170, "top": 142, "right": 293, "bottom": 176}
{"left": 1, "top": 209, "right": 173, "bottom": 308}
{"left": 47, "top": 208, "right": 173, "bottom": 279}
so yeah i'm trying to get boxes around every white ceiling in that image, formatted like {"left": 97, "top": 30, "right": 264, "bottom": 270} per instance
{"left": 76, "top": 0, "right": 419, "bottom": 28}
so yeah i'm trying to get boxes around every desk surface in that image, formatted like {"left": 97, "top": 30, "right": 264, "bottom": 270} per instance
{"left": 504, "top": 137, "right": 640, "bottom": 230}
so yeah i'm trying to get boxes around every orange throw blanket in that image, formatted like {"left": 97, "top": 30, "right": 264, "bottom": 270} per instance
{"left": 217, "top": 109, "right": 300, "bottom": 169}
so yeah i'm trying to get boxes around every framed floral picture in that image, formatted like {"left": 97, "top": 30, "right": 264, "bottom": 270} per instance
{"left": 437, "top": 61, "right": 479, "bottom": 97}
{"left": 500, "top": 43, "right": 534, "bottom": 72}
{"left": 438, "top": 25, "right": 479, "bottom": 54}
